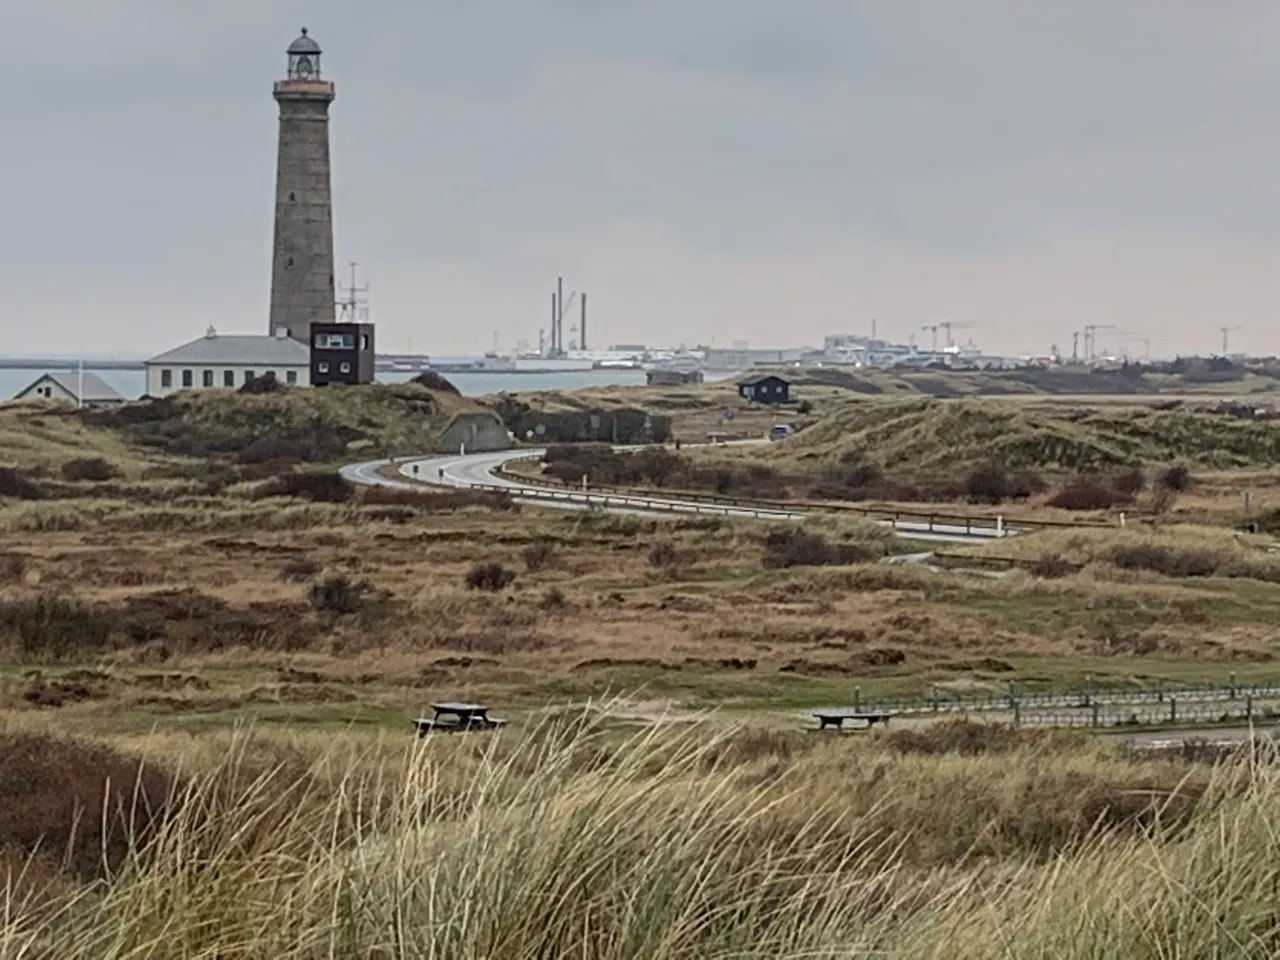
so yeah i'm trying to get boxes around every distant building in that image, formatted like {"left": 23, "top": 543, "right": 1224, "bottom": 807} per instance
{"left": 704, "top": 347, "right": 806, "bottom": 371}
{"left": 646, "top": 369, "right": 703, "bottom": 387}
{"left": 738, "top": 374, "right": 791, "bottom": 405}
{"left": 311, "top": 322, "right": 375, "bottom": 386}
{"left": 145, "top": 327, "right": 311, "bottom": 397}
{"left": 12, "top": 371, "right": 125, "bottom": 408}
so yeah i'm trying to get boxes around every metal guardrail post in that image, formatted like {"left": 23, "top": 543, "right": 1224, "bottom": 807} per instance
{"left": 854, "top": 687, "right": 861, "bottom": 712}
{"left": 1091, "top": 703, "right": 1099, "bottom": 728}
{"left": 1169, "top": 698, "right": 1177, "bottom": 724}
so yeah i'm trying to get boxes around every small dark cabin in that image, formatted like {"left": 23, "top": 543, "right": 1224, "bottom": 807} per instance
{"left": 737, "top": 374, "right": 790, "bottom": 405}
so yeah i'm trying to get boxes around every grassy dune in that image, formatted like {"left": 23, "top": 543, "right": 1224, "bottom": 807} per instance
{"left": 770, "top": 398, "right": 1280, "bottom": 472}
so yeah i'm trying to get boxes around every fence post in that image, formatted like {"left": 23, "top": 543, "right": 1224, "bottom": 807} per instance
{"left": 1013, "top": 700, "right": 1021, "bottom": 728}
{"left": 996, "top": 515, "right": 1004, "bottom": 536}
{"left": 854, "top": 686, "right": 861, "bottom": 712}
{"left": 1247, "top": 695, "right": 1254, "bottom": 724}
{"left": 1156, "top": 679, "right": 1163, "bottom": 703}
{"left": 1229, "top": 672, "right": 1238, "bottom": 700}
{"left": 1169, "top": 698, "right": 1177, "bottom": 725}
{"left": 930, "top": 686, "right": 939, "bottom": 713}
{"left": 1006, "top": 682, "right": 1017, "bottom": 710}
{"left": 1091, "top": 702, "right": 1100, "bottom": 728}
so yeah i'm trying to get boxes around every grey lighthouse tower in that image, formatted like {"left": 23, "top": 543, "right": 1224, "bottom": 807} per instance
{"left": 268, "top": 28, "right": 337, "bottom": 342}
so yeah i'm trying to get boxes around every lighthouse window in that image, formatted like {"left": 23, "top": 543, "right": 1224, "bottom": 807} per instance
{"left": 286, "top": 257, "right": 294, "bottom": 269}
{"left": 289, "top": 192, "right": 296, "bottom": 202}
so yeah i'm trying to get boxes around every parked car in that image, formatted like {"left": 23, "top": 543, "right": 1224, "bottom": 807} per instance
{"left": 768, "top": 424, "right": 794, "bottom": 441}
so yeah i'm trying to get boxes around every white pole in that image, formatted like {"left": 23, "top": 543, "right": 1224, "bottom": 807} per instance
{"left": 996, "top": 515, "right": 1004, "bottom": 536}
{"left": 1119, "top": 512, "right": 1126, "bottom": 528}
{"left": 459, "top": 442, "right": 466, "bottom": 456}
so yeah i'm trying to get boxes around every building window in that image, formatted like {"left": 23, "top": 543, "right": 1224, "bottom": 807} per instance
{"left": 315, "top": 332, "right": 355, "bottom": 350}
{"left": 244, "top": 370, "right": 254, "bottom": 383}
{"left": 317, "top": 362, "right": 329, "bottom": 374}
{"left": 339, "top": 362, "right": 351, "bottom": 374}
{"left": 360, "top": 334, "right": 369, "bottom": 350}
{"left": 161, "top": 369, "right": 172, "bottom": 388}
{"left": 182, "top": 370, "right": 193, "bottom": 388}
{"left": 202, "top": 370, "right": 214, "bottom": 387}
{"left": 286, "top": 370, "right": 298, "bottom": 384}
{"left": 223, "top": 370, "right": 234, "bottom": 387}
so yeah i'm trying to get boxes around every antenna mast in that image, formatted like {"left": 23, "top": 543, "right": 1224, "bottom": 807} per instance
{"left": 337, "top": 261, "right": 370, "bottom": 323}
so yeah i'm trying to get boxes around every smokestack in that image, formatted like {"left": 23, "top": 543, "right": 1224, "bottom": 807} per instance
{"left": 551, "top": 292, "right": 558, "bottom": 354}
{"left": 581, "top": 293, "right": 587, "bottom": 350}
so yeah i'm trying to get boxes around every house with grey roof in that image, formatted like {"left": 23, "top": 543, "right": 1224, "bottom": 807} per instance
{"left": 13, "top": 371, "right": 127, "bottom": 407}
{"left": 145, "top": 327, "right": 311, "bottom": 396}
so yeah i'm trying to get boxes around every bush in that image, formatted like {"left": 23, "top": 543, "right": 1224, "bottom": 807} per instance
{"left": 648, "top": 542, "right": 680, "bottom": 569}
{"left": 1027, "top": 553, "right": 1077, "bottom": 579}
{"left": 465, "top": 563, "right": 516, "bottom": 592}
{"left": 60, "top": 457, "right": 120, "bottom": 483}
{"left": 0, "top": 596, "right": 113, "bottom": 660}
{"left": 522, "top": 540, "right": 557, "bottom": 571}
{"left": 1158, "top": 464, "right": 1193, "bottom": 492}
{"left": 1106, "top": 544, "right": 1223, "bottom": 578}
{"left": 361, "top": 487, "right": 516, "bottom": 512}
{"left": 540, "top": 586, "right": 568, "bottom": 610}
{"left": 254, "top": 471, "right": 353, "bottom": 503}
{"left": 1111, "top": 467, "right": 1147, "bottom": 497}
{"left": 307, "top": 574, "right": 367, "bottom": 615}
{"left": 0, "top": 732, "right": 174, "bottom": 879}
{"left": 238, "top": 372, "right": 283, "bottom": 394}
{"left": 0, "top": 467, "right": 45, "bottom": 501}
{"left": 1047, "top": 478, "right": 1130, "bottom": 511}
{"left": 965, "top": 463, "right": 1012, "bottom": 505}
{"left": 761, "top": 528, "right": 874, "bottom": 569}
{"left": 886, "top": 719, "right": 1038, "bottom": 756}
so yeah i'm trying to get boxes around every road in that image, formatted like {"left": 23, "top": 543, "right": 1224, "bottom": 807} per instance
{"left": 342, "top": 449, "right": 1007, "bottom": 543}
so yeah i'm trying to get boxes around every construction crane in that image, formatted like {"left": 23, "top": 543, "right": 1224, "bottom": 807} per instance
{"left": 1220, "top": 326, "right": 1243, "bottom": 355}
{"left": 921, "top": 324, "right": 940, "bottom": 352}
{"left": 939, "top": 321, "right": 973, "bottom": 348}
{"left": 1082, "top": 324, "right": 1117, "bottom": 362}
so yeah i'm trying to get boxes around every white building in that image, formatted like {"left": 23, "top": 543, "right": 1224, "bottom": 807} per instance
{"left": 13, "top": 371, "right": 126, "bottom": 407}
{"left": 145, "top": 328, "right": 311, "bottom": 397}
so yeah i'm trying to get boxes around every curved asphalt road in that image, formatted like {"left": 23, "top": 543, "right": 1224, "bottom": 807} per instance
{"left": 343, "top": 449, "right": 1006, "bottom": 544}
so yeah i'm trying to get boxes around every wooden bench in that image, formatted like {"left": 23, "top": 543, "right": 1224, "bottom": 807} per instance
{"left": 412, "top": 702, "right": 507, "bottom": 737}
{"left": 811, "top": 711, "right": 892, "bottom": 732}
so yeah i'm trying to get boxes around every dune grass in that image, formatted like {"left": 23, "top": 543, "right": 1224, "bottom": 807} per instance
{"left": 0, "top": 713, "right": 1276, "bottom": 958}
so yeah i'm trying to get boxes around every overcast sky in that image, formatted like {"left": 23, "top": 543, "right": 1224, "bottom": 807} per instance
{"left": 5, "top": 1, "right": 1280, "bottom": 358}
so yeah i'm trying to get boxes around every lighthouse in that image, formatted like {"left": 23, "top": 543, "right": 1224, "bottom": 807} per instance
{"left": 268, "top": 28, "right": 337, "bottom": 342}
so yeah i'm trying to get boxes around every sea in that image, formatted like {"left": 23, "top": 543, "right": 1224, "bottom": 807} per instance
{"left": 0, "top": 366, "right": 649, "bottom": 401}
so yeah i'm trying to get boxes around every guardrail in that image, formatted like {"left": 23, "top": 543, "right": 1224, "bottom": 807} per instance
{"left": 837, "top": 679, "right": 1280, "bottom": 718}
{"left": 1018, "top": 698, "right": 1276, "bottom": 729}
{"left": 465, "top": 482, "right": 802, "bottom": 520}
{"left": 494, "top": 455, "right": 1116, "bottom": 534}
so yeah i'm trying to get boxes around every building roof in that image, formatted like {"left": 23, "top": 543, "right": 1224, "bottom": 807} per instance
{"left": 147, "top": 331, "right": 310, "bottom": 367}
{"left": 737, "top": 374, "right": 790, "bottom": 386}
{"left": 18, "top": 371, "right": 125, "bottom": 403}
{"left": 288, "top": 28, "right": 321, "bottom": 54}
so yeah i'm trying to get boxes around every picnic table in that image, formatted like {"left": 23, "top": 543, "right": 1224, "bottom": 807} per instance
{"left": 811, "top": 710, "right": 893, "bottom": 732}
{"left": 412, "top": 702, "right": 507, "bottom": 737}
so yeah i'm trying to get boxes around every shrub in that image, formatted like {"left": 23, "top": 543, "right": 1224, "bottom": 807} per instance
{"left": 522, "top": 540, "right": 557, "bottom": 571}
{"left": 238, "top": 372, "right": 283, "bottom": 395}
{"left": 361, "top": 487, "right": 516, "bottom": 512}
{"left": 761, "top": 528, "right": 874, "bottom": 569}
{"left": 0, "top": 467, "right": 45, "bottom": 501}
{"left": 254, "top": 471, "right": 353, "bottom": 503}
{"left": 1158, "top": 464, "right": 1193, "bottom": 492}
{"left": 0, "top": 553, "right": 28, "bottom": 584}
{"left": 410, "top": 371, "right": 461, "bottom": 395}
{"left": 795, "top": 400, "right": 813, "bottom": 414}
{"left": 1111, "top": 467, "right": 1147, "bottom": 497}
{"left": 465, "top": 563, "right": 516, "bottom": 592}
{"left": 886, "top": 719, "right": 1038, "bottom": 757}
{"left": 1106, "top": 544, "right": 1223, "bottom": 578}
{"left": 60, "top": 457, "right": 120, "bottom": 483}
{"left": 964, "top": 463, "right": 1012, "bottom": 505}
{"left": 1047, "top": 477, "right": 1130, "bottom": 511}
{"left": 1027, "top": 553, "right": 1076, "bottom": 579}
{"left": 0, "top": 732, "right": 174, "bottom": 879}
{"left": 648, "top": 541, "right": 680, "bottom": 569}
{"left": 540, "top": 586, "right": 568, "bottom": 610}
{"left": 0, "top": 596, "right": 113, "bottom": 660}
{"left": 307, "top": 574, "right": 367, "bottom": 615}
{"left": 280, "top": 557, "right": 320, "bottom": 582}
